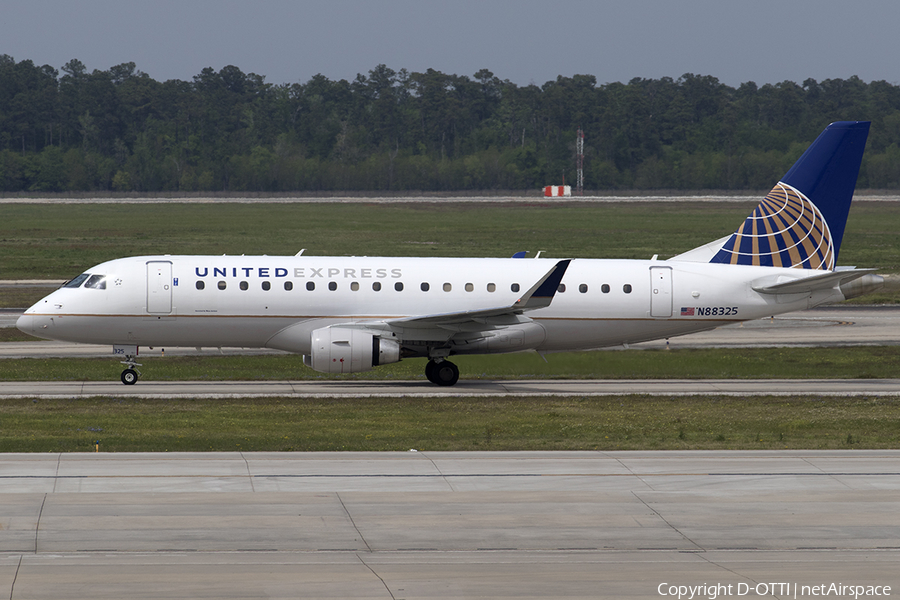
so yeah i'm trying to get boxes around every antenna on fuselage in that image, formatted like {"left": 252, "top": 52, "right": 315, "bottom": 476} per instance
{"left": 296, "top": 249, "right": 306, "bottom": 256}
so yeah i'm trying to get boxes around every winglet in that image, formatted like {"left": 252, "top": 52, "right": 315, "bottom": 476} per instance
{"left": 514, "top": 259, "right": 570, "bottom": 311}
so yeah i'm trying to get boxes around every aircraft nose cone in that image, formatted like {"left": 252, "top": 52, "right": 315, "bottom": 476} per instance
{"left": 16, "top": 314, "right": 33, "bottom": 335}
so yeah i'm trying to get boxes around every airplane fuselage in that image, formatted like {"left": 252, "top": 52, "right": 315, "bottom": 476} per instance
{"left": 18, "top": 254, "right": 844, "bottom": 355}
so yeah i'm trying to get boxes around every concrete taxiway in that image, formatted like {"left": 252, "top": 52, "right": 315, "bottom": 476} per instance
{"left": 1, "top": 378, "right": 900, "bottom": 399}
{"left": 1, "top": 451, "right": 898, "bottom": 599}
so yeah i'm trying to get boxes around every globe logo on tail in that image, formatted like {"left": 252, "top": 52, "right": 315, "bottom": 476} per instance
{"left": 710, "top": 183, "right": 834, "bottom": 270}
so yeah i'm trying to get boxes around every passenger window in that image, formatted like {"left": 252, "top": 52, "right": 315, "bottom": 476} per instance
{"left": 601, "top": 284, "right": 610, "bottom": 293}
{"left": 306, "top": 282, "right": 315, "bottom": 291}
{"left": 196, "top": 281, "right": 205, "bottom": 290}
{"left": 443, "top": 283, "right": 452, "bottom": 292}
{"left": 395, "top": 282, "right": 404, "bottom": 292}
{"left": 579, "top": 284, "right": 588, "bottom": 293}
{"left": 557, "top": 284, "right": 566, "bottom": 293}
{"left": 351, "top": 282, "right": 360, "bottom": 291}
{"left": 240, "top": 281, "right": 249, "bottom": 291}
{"left": 328, "top": 282, "right": 337, "bottom": 291}
{"left": 84, "top": 275, "right": 106, "bottom": 290}
{"left": 218, "top": 281, "right": 227, "bottom": 290}
{"left": 373, "top": 282, "right": 382, "bottom": 291}
{"left": 465, "top": 283, "right": 474, "bottom": 292}
{"left": 262, "top": 281, "right": 271, "bottom": 291}
{"left": 284, "top": 281, "right": 293, "bottom": 291}
{"left": 511, "top": 283, "right": 520, "bottom": 293}
{"left": 487, "top": 283, "right": 496, "bottom": 292}
{"left": 623, "top": 284, "right": 633, "bottom": 294}
{"left": 421, "top": 282, "right": 430, "bottom": 292}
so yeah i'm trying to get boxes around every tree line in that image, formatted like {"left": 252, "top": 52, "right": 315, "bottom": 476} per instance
{"left": 2, "top": 55, "right": 900, "bottom": 193}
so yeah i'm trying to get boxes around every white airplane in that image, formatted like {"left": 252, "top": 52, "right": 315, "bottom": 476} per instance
{"left": 18, "top": 121, "right": 882, "bottom": 386}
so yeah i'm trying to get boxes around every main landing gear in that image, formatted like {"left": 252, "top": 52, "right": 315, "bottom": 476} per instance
{"left": 425, "top": 359, "right": 459, "bottom": 386}
{"left": 120, "top": 355, "right": 142, "bottom": 385}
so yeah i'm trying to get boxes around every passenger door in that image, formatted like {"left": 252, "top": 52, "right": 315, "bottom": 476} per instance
{"left": 650, "top": 266, "right": 673, "bottom": 318}
{"left": 147, "top": 261, "right": 173, "bottom": 314}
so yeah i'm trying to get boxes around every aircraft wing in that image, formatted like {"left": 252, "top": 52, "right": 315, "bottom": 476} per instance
{"left": 386, "top": 259, "right": 570, "bottom": 329}
{"left": 751, "top": 267, "right": 879, "bottom": 294}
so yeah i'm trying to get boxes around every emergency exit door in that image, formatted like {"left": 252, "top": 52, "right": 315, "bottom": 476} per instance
{"left": 147, "top": 261, "right": 173, "bottom": 314}
{"left": 650, "top": 266, "right": 672, "bottom": 317}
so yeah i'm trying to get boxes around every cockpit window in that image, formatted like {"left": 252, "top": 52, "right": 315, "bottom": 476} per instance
{"left": 84, "top": 274, "right": 107, "bottom": 289}
{"left": 63, "top": 273, "right": 91, "bottom": 288}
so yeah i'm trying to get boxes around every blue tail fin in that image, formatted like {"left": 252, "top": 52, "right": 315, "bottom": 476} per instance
{"left": 710, "top": 121, "right": 869, "bottom": 269}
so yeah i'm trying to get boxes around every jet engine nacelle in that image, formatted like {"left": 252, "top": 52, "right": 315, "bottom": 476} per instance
{"left": 840, "top": 274, "right": 884, "bottom": 300}
{"left": 303, "top": 327, "right": 401, "bottom": 374}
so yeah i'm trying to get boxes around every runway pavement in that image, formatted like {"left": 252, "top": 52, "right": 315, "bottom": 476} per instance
{"left": 1, "top": 451, "right": 898, "bottom": 599}
{"left": 1, "top": 378, "right": 900, "bottom": 399}
{"left": 3, "top": 304, "right": 898, "bottom": 597}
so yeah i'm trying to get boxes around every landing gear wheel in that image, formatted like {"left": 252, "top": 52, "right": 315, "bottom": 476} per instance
{"left": 426, "top": 360, "right": 459, "bottom": 386}
{"left": 121, "top": 368, "right": 139, "bottom": 385}
{"left": 119, "top": 353, "right": 142, "bottom": 385}
{"left": 425, "top": 360, "right": 438, "bottom": 384}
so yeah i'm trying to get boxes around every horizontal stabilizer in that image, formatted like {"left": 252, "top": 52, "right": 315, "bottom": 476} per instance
{"left": 752, "top": 268, "right": 879, "bottom": 294}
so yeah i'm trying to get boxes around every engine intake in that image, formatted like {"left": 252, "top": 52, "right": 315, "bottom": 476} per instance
{"left": 303, "top": 327, "right": 401, "bottom": 373}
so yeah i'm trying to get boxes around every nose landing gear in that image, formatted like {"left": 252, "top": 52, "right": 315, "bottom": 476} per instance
{"left": 120, "top": 355, "right": 142, "bottom": 385}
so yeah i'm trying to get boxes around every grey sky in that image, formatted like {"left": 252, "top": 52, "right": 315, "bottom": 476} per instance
{"left": 4, "top": 0, "right": 899, "bottom": 87}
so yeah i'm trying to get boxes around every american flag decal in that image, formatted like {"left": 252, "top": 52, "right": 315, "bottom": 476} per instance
{"left": 681, "top": 307, "right": 695, "bottom": 316}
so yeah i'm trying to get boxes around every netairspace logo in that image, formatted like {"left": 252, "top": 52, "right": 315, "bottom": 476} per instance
{"left": 657, "top": 582, "right": 892, "bottom": 599}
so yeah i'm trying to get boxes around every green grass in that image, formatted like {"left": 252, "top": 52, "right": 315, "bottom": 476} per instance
{"left": 2, "top": 201, "right": 900, "bottom": 279}
{"left": 1, "top": 347, "right": 897, "bottom": 382}
{"left": 0, "top": 287, "right": 58, "bottom": 309}
{"left": 1, "top": 395, "right": 896, "bottom": 452}
{"left": 0, "top": 328, "right": 40, "bottom": 342}
{"left": 2, "top": 201, "right": 897, "bottom": 307}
